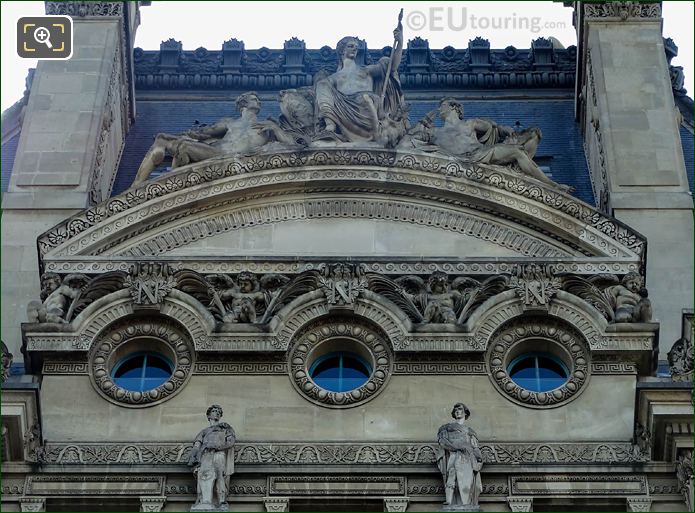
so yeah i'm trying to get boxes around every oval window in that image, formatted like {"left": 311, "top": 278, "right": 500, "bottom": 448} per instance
{"left": 112, "top": 353, "right": 173, "bottom": 392}
{"left": 309, "top": 351, "right": 372, "bottom": 393}
{"left": 507, "top": 353, "right": 569, "bottom": 392}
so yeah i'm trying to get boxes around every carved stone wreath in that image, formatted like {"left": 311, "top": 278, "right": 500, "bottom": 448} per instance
{"left": 486, "top": 318, "right": 590, "bottom": 408}
{"left": 288, "top": 319, "right": 393, "bottom": 408}
{"left": 89, "top": 318, "right": 194, "bottom": 408}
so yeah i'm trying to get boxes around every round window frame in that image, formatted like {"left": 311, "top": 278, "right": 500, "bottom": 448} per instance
{"left": 89, "top": 318, "right": 194, "bottom": 408}
{"left": 486, "top": 318, "right": 590, "bottom": 409}
{"left": 288, "top": 319, "right": 393, "bottom": 409}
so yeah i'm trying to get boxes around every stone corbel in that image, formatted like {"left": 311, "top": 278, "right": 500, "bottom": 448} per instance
{"left": 263, "top": 497, "right": 290, "bottom": 512}
{"left": 19, "top": 497, "right": 46, "bottom": 512}
{"left": 626, "top": 496, "right": 652, "bottom": 512}
{"left": 383, "top": 497, "right": 409, "bottom": 512}
{"left": 140, "top": 496, "right": 166, "bottom": 512}
{"left": 507, "top": 496, "right": 533, "bottom": 512}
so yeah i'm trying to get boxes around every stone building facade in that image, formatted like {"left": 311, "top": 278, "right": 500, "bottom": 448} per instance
{"left": 1, "top": 1, "right": 693, "bottom": 511}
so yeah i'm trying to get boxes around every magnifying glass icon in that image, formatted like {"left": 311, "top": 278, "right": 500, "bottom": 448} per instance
{"left": 34, "top": 26, "right": 53, "bottom": 49}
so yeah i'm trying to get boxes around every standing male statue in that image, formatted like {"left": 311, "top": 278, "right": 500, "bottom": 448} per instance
{"left": 314, "top": 11, "right": 406, "bottom": 144}
{"left": 188, "top": 405, "right": 236, "bottom": 511}
{"left": 436, "top": 403, "right": 483, "bottom": 511}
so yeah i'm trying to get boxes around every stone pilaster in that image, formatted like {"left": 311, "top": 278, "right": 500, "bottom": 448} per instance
{"left": 574, "top": 0, "right": 694, "bottom": 353}
{"left": 0, "top": 1, "right": 144, "bottom": 357}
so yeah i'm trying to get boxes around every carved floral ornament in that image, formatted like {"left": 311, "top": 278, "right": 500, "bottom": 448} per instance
{"left": 89, "top": 318, "right": 194, "bottom": 407}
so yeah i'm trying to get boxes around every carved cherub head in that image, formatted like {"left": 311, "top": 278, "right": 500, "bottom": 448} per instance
{"left": 621, "top": 272, "right": 643, "bottom": 293}
{"left": 235, "top": 92, "right": 261, "bottom": 114}
{"left": 451, "top": 402, "right": 471, "bottom": 420}
{"left": 40, "top": 272, "right": 62, "bottom": 300}
{"left": 206, "top": 404, "right": 223, "bottom": 423}
{"left": 237, "top": 271, "right": 258, "bottom": 293}
{"left": 427, "top": 272, "right": 449, "bottom": 294}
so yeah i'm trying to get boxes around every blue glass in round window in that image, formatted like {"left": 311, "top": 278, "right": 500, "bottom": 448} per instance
{"left": 309, "top": 351, "right": 372, "bottom": 393}
{"left": 507, "top": 353, "right": 569, "bottom": 392}
{"left": 112, "top": 353, "right": 173, "bottom": 392}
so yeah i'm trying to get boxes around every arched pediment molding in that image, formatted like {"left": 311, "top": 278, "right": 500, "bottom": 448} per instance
{"left": 27, "top": 288, "right": 217, "bottom": 353}
{"left": 37, "top": 149, "right": 646, "bottom": 271}
{"left": 269, "top": 291, "right": 411, "bottom": 351}
{"left": 467, "top": 289, "right": 621, "bottom": 352}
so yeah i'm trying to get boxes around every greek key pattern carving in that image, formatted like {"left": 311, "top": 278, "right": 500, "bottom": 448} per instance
{"left": 44, "top": 259, "right": 640, "bottom": 276}
{"left": 89, "top": 319, "right": 194, "bottom": 407}
{"left": 392, "top": 362, "right": 486, "bottom": 374}
{"left": 40, "top": 441, "right": 645, "bottom": 465}
{"left": 487, "top": 318, "right": 590, "bottom": 408}
{"left": 38, "top": 150, "right": 645, "bottom": 260}
{"left": 194, "top": 361, "right": 287, "bottom": 374}
{"left": 288, "top": 319, "right": 393, "bottom": 408}
{"left": 591, "top": 362, "right": 637, "bottom": 374}
{"left": 42, "top": 361, "right": 88, "bottom": 375}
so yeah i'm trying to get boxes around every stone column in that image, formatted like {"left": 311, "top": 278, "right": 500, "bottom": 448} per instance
{"left": 626, "top": 496, "right": 652, "bottom": 512}
{"left": 383, "top": 497, "right": 409, "bottom": 512}
{"left": 574, "top": 0, "right": 694, "bottom": 353}
{"left": 140, "top": 496, "right": 166, "bottom": 512}
{"left": 0, "top": 1, "right": 144, "bottom": 358}
{"left": 19, "top": 497, "right": 46, "bottom": 512}
{"left": 263, "top": 497, "right": 290, "bottom": 512}
{"left": 507, "top": 496, "right": 533, "bottom": 512}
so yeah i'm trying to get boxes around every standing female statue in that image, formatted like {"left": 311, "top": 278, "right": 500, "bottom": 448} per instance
{"left": 436, "top": 403, "right": 483, "bottom": 510}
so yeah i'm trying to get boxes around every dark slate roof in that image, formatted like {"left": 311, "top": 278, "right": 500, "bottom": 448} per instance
{"left": 681, "top": 126, "right": 694, "bottom": 192}
{"left": 1, "top": 132, "right": 19, "bottom": 193}
{"left": 112, "top": 98, "right": 595, "bottom": 205}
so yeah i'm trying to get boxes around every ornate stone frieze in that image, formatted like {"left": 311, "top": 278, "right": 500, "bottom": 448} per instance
{"left": 44, "top": 259, "right": 640, "bottom": 276}
{"left": 392, "top": 362, "right": 486, "bottom": 375}
{"left": 40, "top": 441, "right": 645, "bottom": 465}
{"left": 89, "top": 318, "right": 194, "bottom": 407}
{"left": 19, "top": 498, "right": 45, "bottom": 513}
{"left": 486, "top": 318, "right": 590, "bottom": 408}
{"left": 288, "top": 318, "right": 393, "bottom": 408}
{"left": 263, "top": 497, "right": 289, "bottom": 512}
{"left": 140, "top": 497, "right": 166, "bottom": 513}
{"left": 194, "top": 360, "right": 287, "bottom": 375}
{"left": 37, "top": 149, "right": 645, "bottom": 262}
{"left": 510, "top": 475, "right": 648, "bottom": 495}
{"left": 45, "top": 1, "right": 124, "bottom": 17}
{"left": 42, "top": 360, "right": 89, "bottom": 375}
{"left": 584, "top": 2, "right": 661, "bottom": 21}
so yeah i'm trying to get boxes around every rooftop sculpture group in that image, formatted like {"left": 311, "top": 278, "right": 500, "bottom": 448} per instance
{"left": 131, "top": 11, "right": 573, "bottom": 193}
